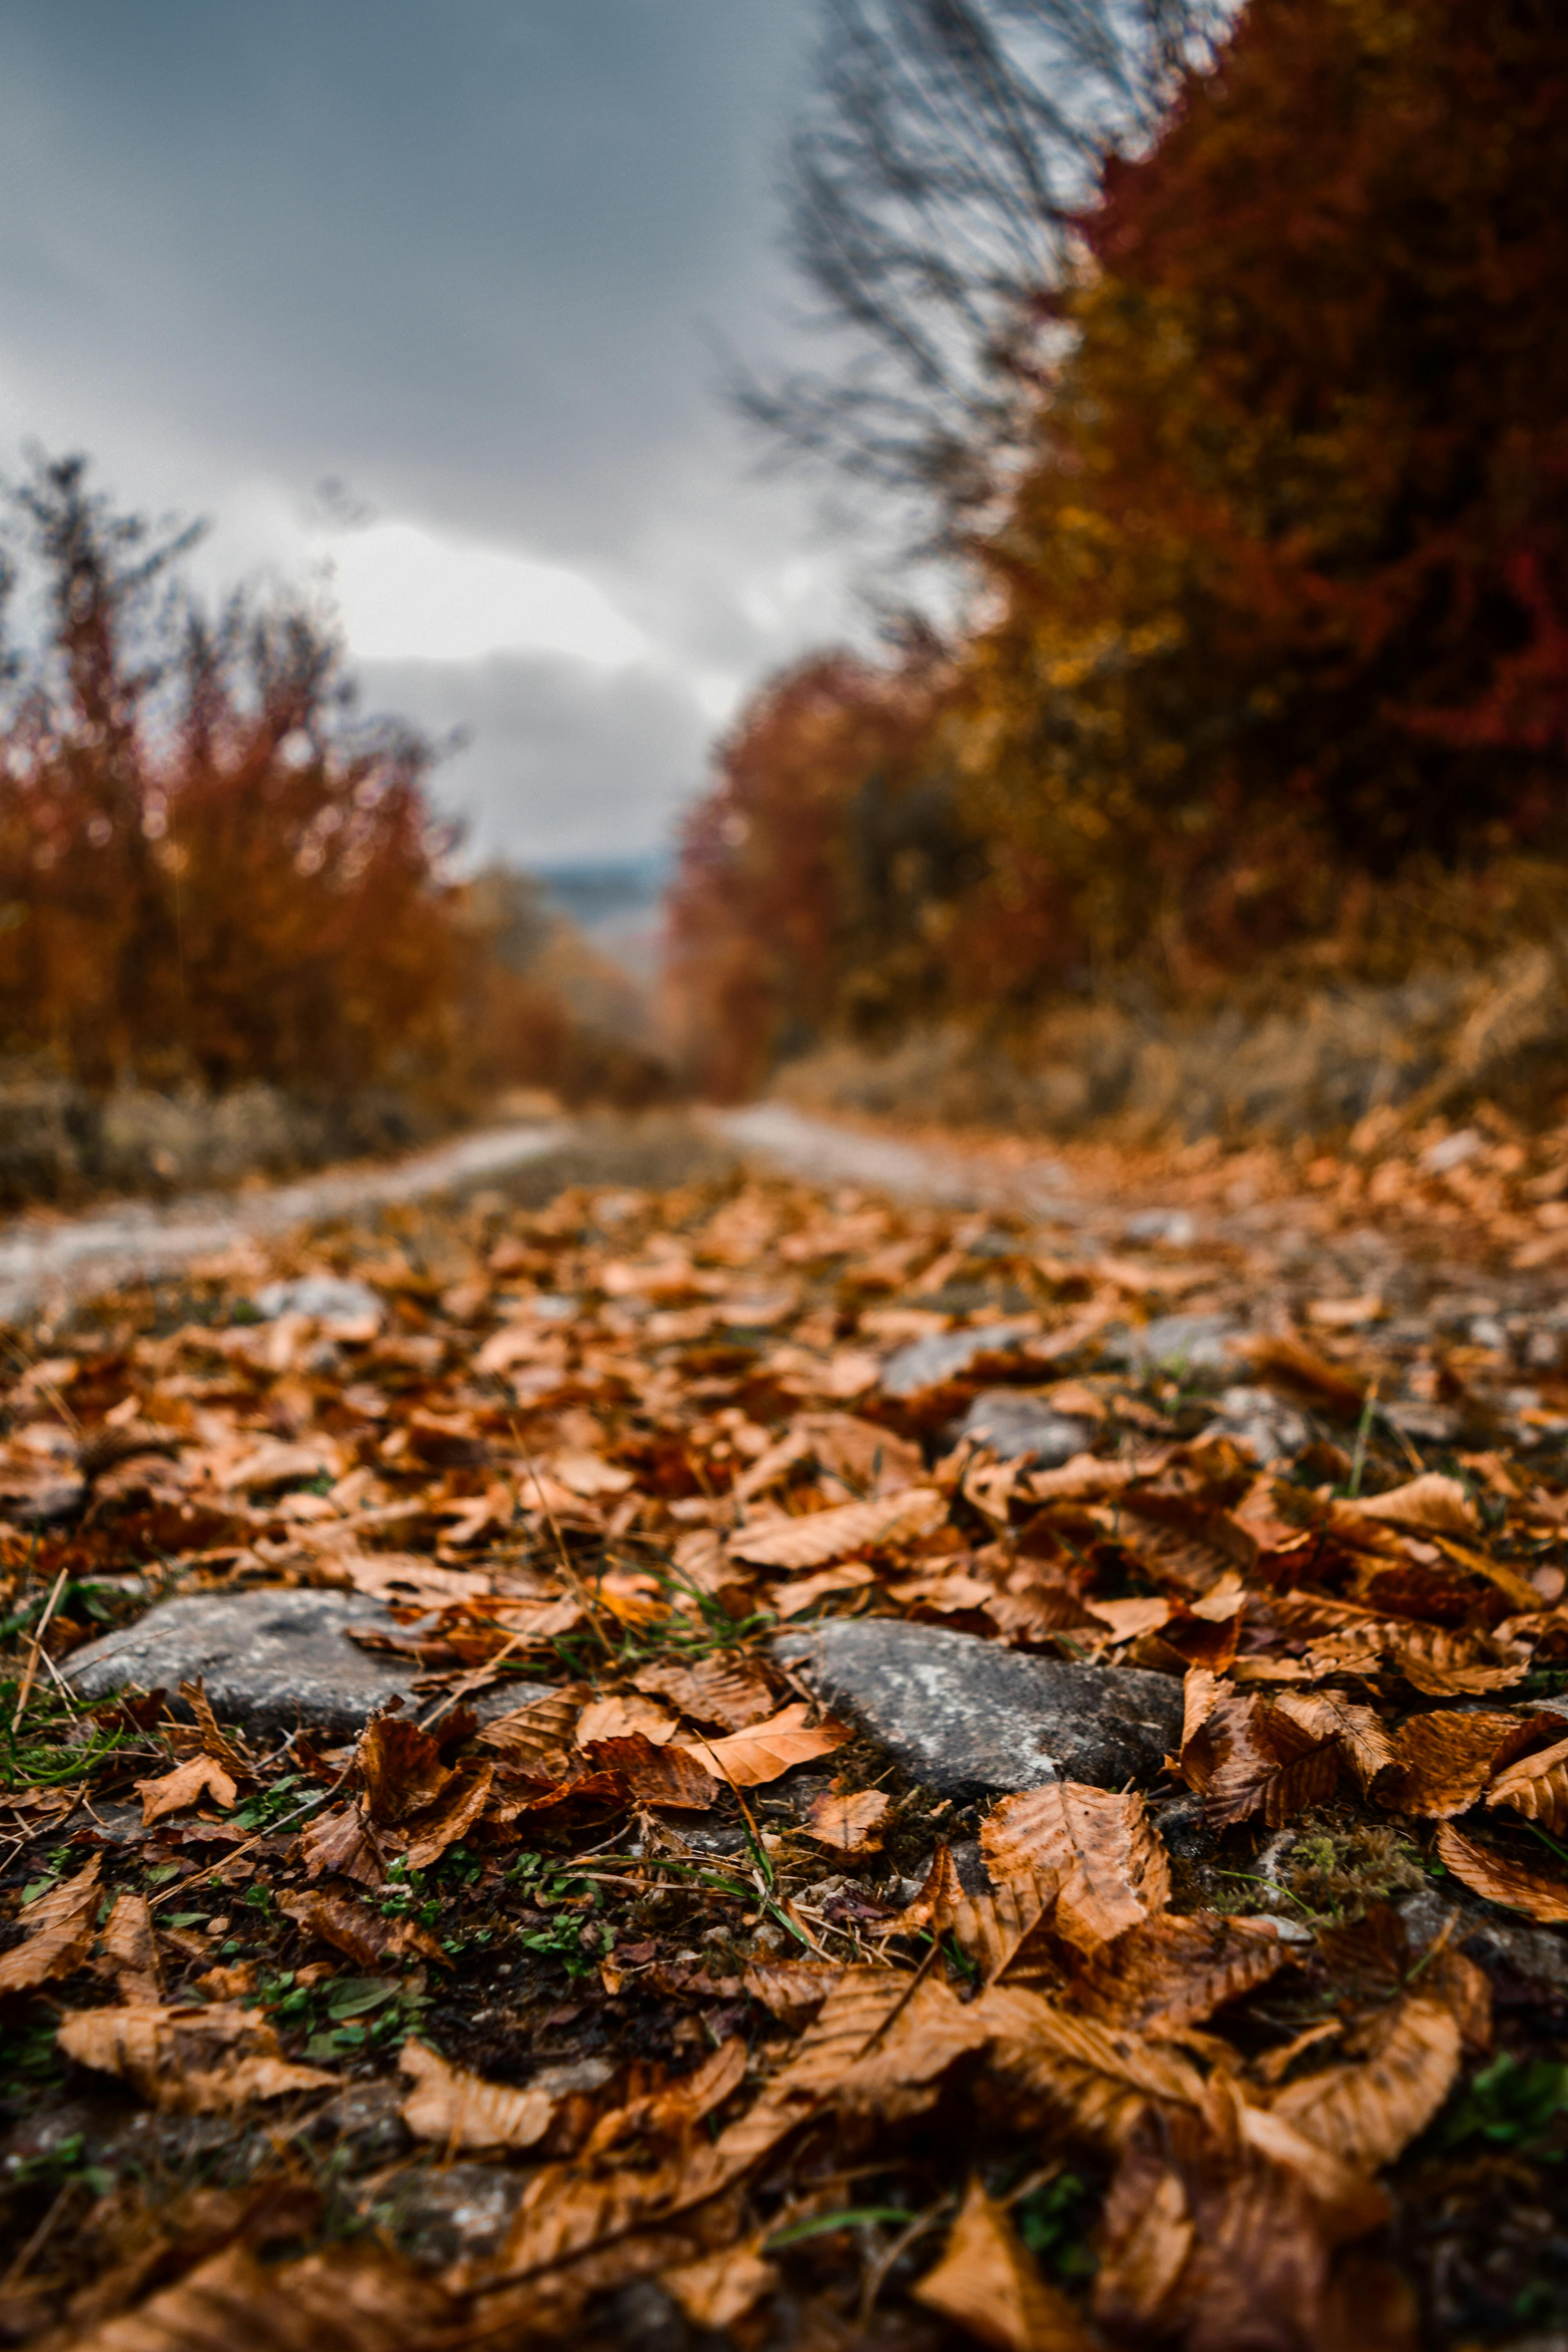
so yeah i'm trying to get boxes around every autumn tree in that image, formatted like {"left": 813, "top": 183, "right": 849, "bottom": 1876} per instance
{"left": 951, "top": 0, "right": 1568, "bottom": 989}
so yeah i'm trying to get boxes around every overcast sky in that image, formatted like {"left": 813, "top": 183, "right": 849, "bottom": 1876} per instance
{"left": 0, "top": 0, "right": 855, "bottom": 866}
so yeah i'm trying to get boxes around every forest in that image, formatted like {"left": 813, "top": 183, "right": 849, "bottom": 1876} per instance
{"left": 671, "top": 0, "right": 1568, "bottom": 1116}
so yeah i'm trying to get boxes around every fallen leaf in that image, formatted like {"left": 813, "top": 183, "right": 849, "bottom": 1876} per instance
{"left": 742, "top": 1958, "right": 843, "bottom": 2022}
{"left": 915, "top": 2178, "right": 1094, "bottom": 2351}
{"left": 582, "top": 1732, "right": 721, "bottom": 1809}
{"left": 632, "top": 1654, "right": 778, "bottom": 1730}
{"left": 1376, "top": 1709, "right": 1537, "bottom": 1817}
{"left": 675, "top": 1702, "right": 849, "bottom": 1788}
{"left": 1199, "top": 1688, "right": 1341, "bottom": 1828}
{"left": 0, "top": 1856, "right": 102, "bottom": 1994}
{"left": 806, "top": 1786, "right": 891, "bottom": 1853}
{"left": 1486, "top": 1728, "right": 1568, "bottom": 1832}
{"left": 1066, "top": 1911, "right": 1286, "bottom": 2036}
{"left": 1381, "top": 1622, "right": 1532, "bottom": 1697}
{"left": 770, "top": 1560, "right": 879, "bottom": 1616}
{"left": 61, "top": 2240, "right": 454, "bottom": 2352}
{"left": 1435, "top": 1822, "right": 1568, "bottom": 1921}
{"left": 728, "top": 1486, "right": 946, "bottom": 1569}
{"left": 281, "top": 1889, "right": 446, "bottom": 1969}
{"left": 1350, "top": 1472, "right": 1477, "bottom": 1537}
{"left": 1272, "top": 1995, "right": 1462, "bottom": 2169}
{"left": 134, "top": 1752, "right": 238, "bottom": 1827}
{"left": 356, "top": 1715, "right": 454, "bottom": 1825}
{"left": 476, "top": 1686, "right": 585, "bottom": 1765}
{"left": 977, "top": 1983, "right": 1204, "bottom": 2147}
{"left": 575, "top": 1693, "right": 678, "bottom": 1745}
{"left": 982, "top": 1782, "right": 1170, "bottom": 1952}
{"left": 299, "top": 1801, "right": 386, "bottom": 1887}
{"left": 58, "top": 2002, "right": 335, "bottom": 2111}
{"left": 663, "top": 2243, "right": 779, "bottom": 2332}
{"left": 100, "top": 1889, "right": 161, "bottom": 2001}
{"left": 399, "top": 1762, "right": 495, "bottom": 1869}
{"left": 399, "top": 2039, "right": 555, "bottom": 2150}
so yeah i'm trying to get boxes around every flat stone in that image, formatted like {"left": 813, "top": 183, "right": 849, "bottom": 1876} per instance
{"left": 951, "top": 1388, "right": 1094, "bottom": 1467}
{"left": 774, "top": 1617, "right": 1183, "bottom": 1797}
{"left": 66, "top": 1587, "right": 525, "bottom": 1739}
{"left": 1203, "top": 1383, "right": 1308, "bottom": 1466}
{"left": 1105, "top": 1312, "right": 1244, "bottom": 1378}
{"left": 879, "top": 1318, "right": 1040, "bottom": 1399}
{"left": 254, "top": 1274, "right": 383, "bottom": 1326}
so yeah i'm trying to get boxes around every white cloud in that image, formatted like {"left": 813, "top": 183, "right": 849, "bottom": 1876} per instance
{"left": 319, "top": 519, "right": 650, "bottom": 670}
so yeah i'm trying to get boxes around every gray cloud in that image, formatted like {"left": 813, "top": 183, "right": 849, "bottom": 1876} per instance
{"left": 359, "top": 653, "right": 713, "bottom": 867}
{"left": 0, "top": 0, "right": 853, "bottom": 863}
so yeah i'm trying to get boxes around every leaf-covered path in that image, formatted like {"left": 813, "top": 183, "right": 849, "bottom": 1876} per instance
{"left": 2, "top": 1108, "right": 1568, "bottom": 2348}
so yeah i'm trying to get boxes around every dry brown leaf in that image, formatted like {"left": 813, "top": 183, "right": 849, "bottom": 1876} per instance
{"left": 58, "top": 2001, "right": 336, "bottom": 2111}
{"left": 357, "top": 1714, "right": 453, "bottom": 1825}
{"left": 1486, "top": 1728, "right": 1568, "bottom": 1833}
{"left": 62, "top": 2239, "right": 453, "bottom": 2352}
{"left": 1382, "top": 1622, "right": 1532, "bottom": 1698}
{"left": 951, "top": 1869, "right": 1061, "bottom": 1987}
{"left": 399, "top": 1762, "right": 495, "bottom": 1869}
{"left": 134, "top": 1752, "right": 239, "bottom": 1827}
{"left": 914, "top": 2178, "right": 1094, "bottom": 2351}
{"left": 476, "top": 1685, "right": 585, "bottom": 1765}
{"left": 977, "top": 1982, "right": 1205, "bottom": 2148}
{"left": 575, "top": 1693, "right": 678, "bottom": 1745}
{"left": 1435, "top": 1821, "right": 1568, "bottom": 1921}
{"left": 1094, "top": 2097, "right": 1386, "bottom": 2352}
{"left": 728, "top": 1485, "right": 946, "bottom": 1569}
{"left": 675, "top": 1702, "right": 849, "bottom": 1788}
{"left": 1375, "top": 1709, "right": 1534, "bottom": 1817}
{"left": 280, "top": 1888, "right": 446, "bottom": 1969}
{"left": 1350, "top": 1472, "right": 1477, "bottom": 1537}
{"left": 805, "top": 1786, "right": 891, "bottom": 1852}
{"left": 831, "top": 1972, "right": 992, "bottom": 2121}
{"left": 1271, "top": 1994, "right": 1461, "bottom": 2169}
{"left": 742, "top": 1957, "right": 843, "bottom": 2022}
{"left": 1268, "top": 1690, "right": 1394, "bottom": 1790}
{"left": 100, "top": 1890, "right": 161, "bottom": 2002}
{"left": 891, "top": 1842, "right": 965, "bottom": 1935}
{"left": 982, "top": 1782, "right": 1170, "bottom": 1952}
{"left": 399, "top": 2038, "right": 555, "bottom": 2150}
{"left": 582, "top": 1732, "right": 722, "bottom": 1809}
{"left": 1202, "top": 1689, "right": 1341, "bottom": 1828}
{"left": 0, "top": 1855, "right": 102, "bottom": 1994}
{"left": 632, "top": 1654, "right": 777, "bottom": 1731}
{"left": 1067, "top": 1911, "right": 1286, "bottom": 2036}
{"left": 299, "top": 1800, "right": 387, "bottom": 1887}
{"left": 175, "top": 1675, "right": 252, "bottom": 1775}
{"left": 770, "top": 1561, "right": 879, "bottom": 1616}
{"left": 663, "top": 2242, "right": 779, "bottom": 2332}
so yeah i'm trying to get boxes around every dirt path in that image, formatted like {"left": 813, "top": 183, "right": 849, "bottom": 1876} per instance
{"left": 0, "top": 1117, "right": 570, "bottom": 1323}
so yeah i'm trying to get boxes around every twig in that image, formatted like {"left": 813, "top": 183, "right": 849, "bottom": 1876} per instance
{"left": 11, "top": 1566, "right": 71, "bottom": 1734}
{"left": 147, "top": 1759, "right": 356, "bottom": 1909}
{"left": 1, "top": 2175, "right": 80, "bottom": 2291}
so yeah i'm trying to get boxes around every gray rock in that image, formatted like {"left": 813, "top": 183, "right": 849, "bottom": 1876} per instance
{"left": 1105, "top": 1312, "right": 1243, "bottom": 1378}
{"left": 1203, "top": 1383, "right": 1309, "bottom": 1465}
{"left": 1400, "top": 1886, "right": 1568, "bottom": 1997}
{"left": 1123, "top": 1208, "right": 1197, "bottom": 1247}
{"left": 66, "top": 1587, "right": 526, "bottom": 1739}
{"left": 253, "top": 1275, "right": 382, "bottom": 1326}
{"left": 951, "top": 1388, "right": 1094, "bottom": 1467}
{"left": 376, "top": 2161, "right": 523, "bottom": 2262}
{"left": 774, "top": 1617, "right": 1183, "bottom": 1797}
{"left": 879, "top": 1318, "right": 1040, "bottom": 1399}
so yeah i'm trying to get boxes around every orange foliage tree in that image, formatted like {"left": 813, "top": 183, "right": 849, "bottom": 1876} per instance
{"left": 675, "top": 0, "right": 1568, "bottom": 1082}
{"left": 0, "top": 455, "right": 662, "bottom": 1112}
{"left": 665, "top": 651, "right": 972, "bottom": 1097}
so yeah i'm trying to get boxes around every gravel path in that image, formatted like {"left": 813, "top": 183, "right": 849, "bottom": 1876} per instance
{"left": 0, "top": 1118, "right": 570, "bottom": 1322}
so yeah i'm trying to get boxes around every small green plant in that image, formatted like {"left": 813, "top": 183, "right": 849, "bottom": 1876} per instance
{"left": 1014, "top": 2172, "right": 1098, "bottom": 2279}
{"left": 1439, "top": 2054, "right": 1568, "bottom": 2154}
